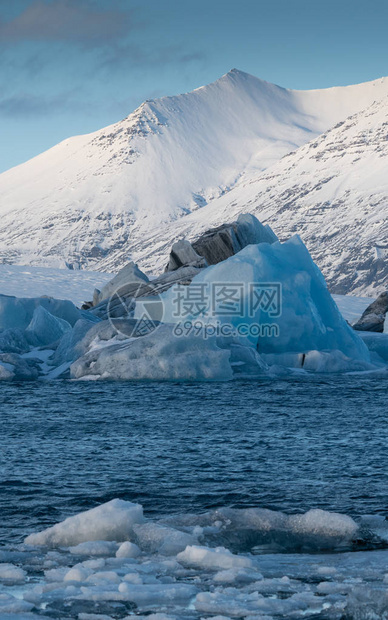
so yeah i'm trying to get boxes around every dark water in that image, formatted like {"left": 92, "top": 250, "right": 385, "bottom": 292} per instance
{"left": 1, "top": 376, "right": 387, "bottom": 546}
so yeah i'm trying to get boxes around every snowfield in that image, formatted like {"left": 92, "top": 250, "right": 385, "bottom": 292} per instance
{"left": 0, "top": 264, "right": 112, "bottom": 307}
{"left": 0, "top": 69, "right": 387, "bottom": 295}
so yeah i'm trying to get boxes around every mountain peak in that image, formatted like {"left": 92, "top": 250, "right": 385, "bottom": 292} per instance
{"left": 220, "top": 67, "right": 262, "bottom": 84}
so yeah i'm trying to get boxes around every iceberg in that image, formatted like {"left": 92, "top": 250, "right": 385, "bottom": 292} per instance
{"left": 161, "top": 235, "right": 370, "bottom": 364}
{"left": 0, "top": 328, "right": 29, "bottom": 354}
{"left": 0, "top": 215, "right": 381, "bottom": 380}
{"left": 25, "top": 305, "right": 71, "bottom": 347}
{"left": 0, "top": 294, "right": 81, "bottom": 331}
{"left": 358, "top": 332, "right": 388, "bottom": 363}
{"left": 70, "top": 232, "right": 374, "bottom": 380}
{"left": 92, "top": 260, "right": 151, "bottom": 306}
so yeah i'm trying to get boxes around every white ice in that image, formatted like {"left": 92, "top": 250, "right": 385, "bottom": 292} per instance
{"left": 15, "top": 499, "right": 388, "bottom": 618}
{"left": 25, "top": 499, "right": 144, "bottom": 547}
{"left": 70, "top": 324, "right": 233, "bottom": 382}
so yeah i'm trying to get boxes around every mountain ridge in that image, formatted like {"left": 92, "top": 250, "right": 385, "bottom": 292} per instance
{"left": 0, "top": 69, "right": 387, "bottom": 294}
{"left": 131, "top": 95, "right": 388, "bottom": 295}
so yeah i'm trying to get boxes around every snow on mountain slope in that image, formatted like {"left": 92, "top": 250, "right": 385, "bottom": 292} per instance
{"left": 133, "top": 96, "right": 388, "bottom": 296}
{"left": 1, "top": 69, "right": 388, "bottom": 277}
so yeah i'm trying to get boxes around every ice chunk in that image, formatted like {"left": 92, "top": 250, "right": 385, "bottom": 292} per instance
{"left": 262, "top": 349, "right": 375, "bottom": 372}
{"left": 25, "top": 499, "right": 144, "bottom": 547}
{"left": 0, "top": 363, "right": 14, "bottom": 380}
{"left": 0, "top": 328, "right": 29, "bottom": 354}
{"left": 177, "top": 545, "right": 254, "bottom": 570}
{"left": 359, "top": 332, "right": 388, "bottom": 363}
{"left": 93, "top": 261, "right": 150, "bottom": 305}
{"left": 133, "top": 522, "right": 198, "bottom": 555}
{"left": 0, "top": 353, "right": 40, "bottom": 381}
{"left": 69, "top": 541, "right": 119, "bottom": 556}
{"left": 117, "top": 581, "right": 198, "bottom": 607}
{"left": 116, "top": 541, "right": 141, "bottom": 558}
{"left": 302, "top": 349, "right": 374, "bottom": 373}
{"left": 0, "top": 294, "right": 81, "bottom": 330}
{"left": 54, "top": 318, "right": 138, "bottom": 368}
{"left": 191, "top": 213, "right": 277, "bottom": 266}
{"left": 196, "top": 506, "right": 359, "bottom": 552}
{"left": 0, "top": 562, "right": 26, "bottom": 582}
{"left": 288, "top": 509, "right": 358, "bottom": 539}
{"left": 86, "top": 571, "right": 121, "bottom": 585}
{"left": 51, "top": 318, "right": 98, "bottom": 366}
{"left": 71, "top": 324, "right": 233, "bottom": 381}
{"left": 64, "top": 565, "right": 91, "bottom": 582}
{"left": 235, "top": 213, "right": 278, "bottom": 246}
{"left": 213, "top": 567, "right": 263, "bottom": 584}
{"left": 25, "top": 305, "right": 71, "bottom": 346}
{"left": 165, "top": 239, "right": 207, "bottom": 271}
{"left": 0, "top": 592, "right": 34, "bottom": 615}
{"left": 194, "top": 588, "right": 323, "bottom": 617}
{"left": 225, "top": 341, "right": 268, "bottom": 377}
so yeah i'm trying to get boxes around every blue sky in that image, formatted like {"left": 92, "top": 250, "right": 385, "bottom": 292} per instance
{"left": 0, "top": 0, "right": 387, "bottom": 173}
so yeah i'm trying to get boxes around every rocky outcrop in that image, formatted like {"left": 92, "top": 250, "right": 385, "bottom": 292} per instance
{"left": 165, "top": 240, "right": 207, "bottom": 272}
{"left": 165, "top": 213, "right": 277, "bottom": 271}
{"left": 353, "top": 292, "right": 388, "bottom": 333}
{"left": 90, "top": 213, "right": 278, "bottom": 321}
{"left": 191, "top": 214, "right": 277, "bottom": 266}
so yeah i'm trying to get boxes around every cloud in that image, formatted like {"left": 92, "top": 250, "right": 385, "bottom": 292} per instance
{"left": 0, "top": 0, "right": 133, "bottom": 47}
{"left": 0, "top": 90, "right": 85, "bottom": 117}
{"left": 97, "top": 43, "right": 206, "bottom": 73}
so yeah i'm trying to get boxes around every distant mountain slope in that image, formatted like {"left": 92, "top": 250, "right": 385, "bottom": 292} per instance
{"left": 1, "top": 69, "right": 388, "bottom": 282}
{"left": 134, "top": 97, "right": 388, "bottom": 296}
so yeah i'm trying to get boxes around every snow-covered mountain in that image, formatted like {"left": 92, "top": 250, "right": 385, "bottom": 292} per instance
{"left": 135, "top": 96, "right": 388, "bottom": 296}
{"left": 0, "top": 69, "right": 387, "bottom": 294}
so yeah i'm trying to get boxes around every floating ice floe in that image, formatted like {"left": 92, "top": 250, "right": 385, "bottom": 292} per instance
{"left": 0, "top": 562, "right": 27, "bottom": 583}
{"left": 25, "top": 499, "right": 144, "bottom": 547}
{"left": 13, "top": 499, "right": 388, "bottom": 618}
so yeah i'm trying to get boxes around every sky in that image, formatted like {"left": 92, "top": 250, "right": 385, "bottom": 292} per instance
{"left": 0, "top": 0, "right": 388, "bottom": 174}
